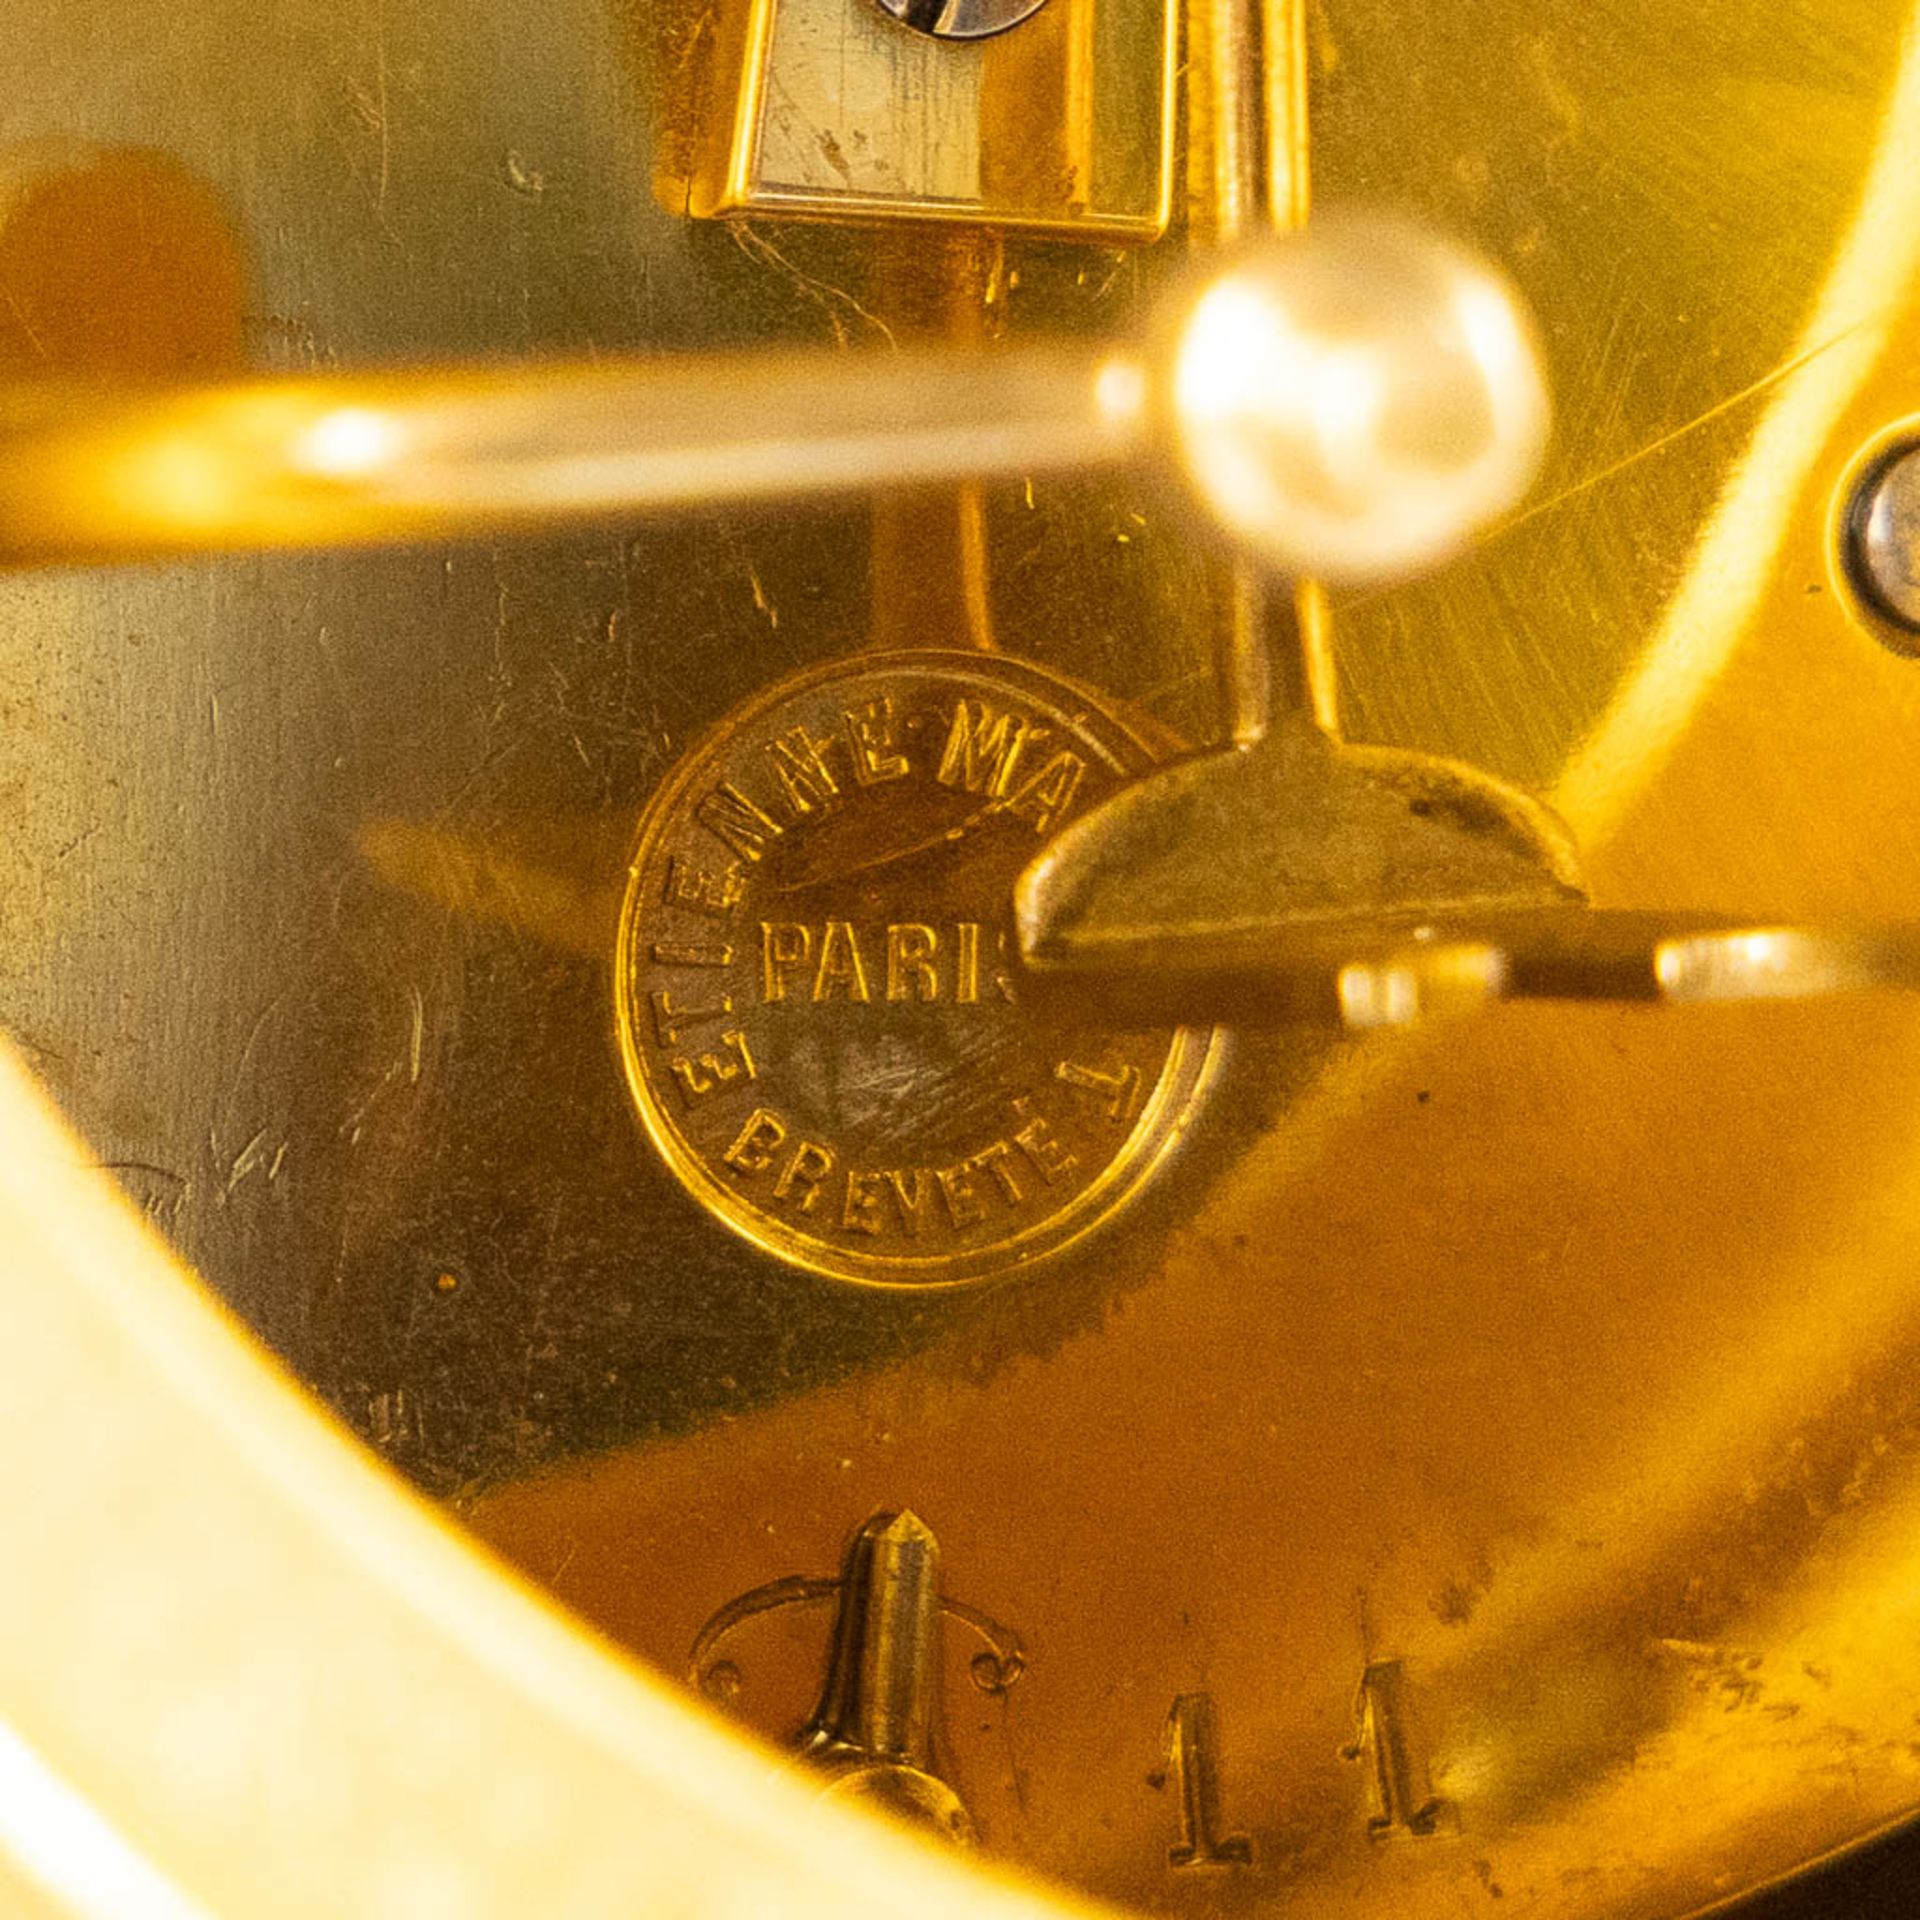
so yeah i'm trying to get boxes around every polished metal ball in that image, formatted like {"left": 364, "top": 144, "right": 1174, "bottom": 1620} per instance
{"left": 1166, "top": 214, "right": 1552, "bottom": 585}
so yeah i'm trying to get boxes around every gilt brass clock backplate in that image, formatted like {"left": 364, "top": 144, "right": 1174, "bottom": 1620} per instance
{"left": 9, "top": 1, "right": 1920, "bottom": 1918}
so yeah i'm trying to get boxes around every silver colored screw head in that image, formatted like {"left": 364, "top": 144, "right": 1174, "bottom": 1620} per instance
{"left": 1846, "top": 439, "right": 1920, "bottom": 650}
{"left": 874, "top": 0, "right": 1049, "bottom": 40}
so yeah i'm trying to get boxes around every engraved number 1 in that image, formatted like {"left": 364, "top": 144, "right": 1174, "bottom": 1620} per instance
{"left": 1159, "top": 1693, "right": 1252, "bottom": 1869}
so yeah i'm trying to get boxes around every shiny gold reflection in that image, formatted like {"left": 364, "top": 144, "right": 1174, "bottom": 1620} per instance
{"left": 5, "top": 1, "right": 1920, "bottom": 1919}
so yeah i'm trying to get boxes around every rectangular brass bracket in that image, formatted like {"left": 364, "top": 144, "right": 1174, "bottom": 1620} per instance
{"left": 661, "top": 0, "right": 1175, "bottom": 240}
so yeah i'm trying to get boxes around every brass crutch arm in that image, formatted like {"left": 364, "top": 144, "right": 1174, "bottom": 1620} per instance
{"left": 0, "top": 344, "right": 1151, "bottom": 568}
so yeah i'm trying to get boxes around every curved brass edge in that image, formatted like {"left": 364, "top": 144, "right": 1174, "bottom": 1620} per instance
{"left": 0, "top": 1038, "right": 1098, "bottom": 1919}
{"left": 1682, "top": 1811, "right": 1920, "bottom": 1920}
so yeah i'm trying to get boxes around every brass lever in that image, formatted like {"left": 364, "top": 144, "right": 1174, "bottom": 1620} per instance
{"left": 0, "top": 345, "right": 1145, "bottom": 568}
{"left": 0, "top": 220, "right": 1550, "bottom": 580}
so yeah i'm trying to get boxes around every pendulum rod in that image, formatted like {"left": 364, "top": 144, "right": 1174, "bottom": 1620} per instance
{"left": 1191, "top": 0, "right": 1338, "bottom": 741}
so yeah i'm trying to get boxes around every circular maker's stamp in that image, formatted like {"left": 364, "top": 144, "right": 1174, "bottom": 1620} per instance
{"left": 616, "top": 650, "right": 1217, "bottom": 1289}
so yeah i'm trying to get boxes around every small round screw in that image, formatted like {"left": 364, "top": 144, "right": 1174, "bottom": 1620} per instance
{"left": 1843, "top": 439, "right": 1920, "bottom": 653}
{"left": 874, "top": 0, "right": 1048, "bottom": 40}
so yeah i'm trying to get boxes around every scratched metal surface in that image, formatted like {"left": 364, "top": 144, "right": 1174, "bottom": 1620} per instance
{"left": 0, "top": 0, "right": 1899, "bottom": 1482}
{"left": 1324, "top": 6, "right": 1899, "bottom": 784}
{"left": 0, "top": 0, "right": 1221, "bottom": 1488}
{"left": 14, "top": 3, "right": 1920, "bottom": 1916}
